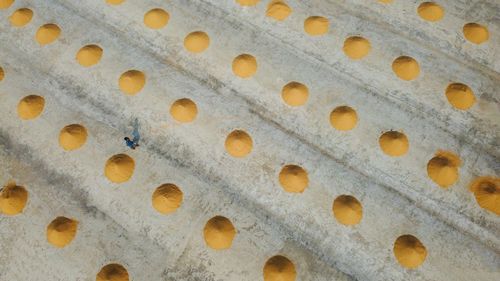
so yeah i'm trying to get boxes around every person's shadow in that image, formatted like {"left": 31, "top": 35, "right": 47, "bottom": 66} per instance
{"left": 131, "top": 118, "right": 140, "bottom": 144}
{"left": 124, "top": 118, "right": 141, "bottom": 149}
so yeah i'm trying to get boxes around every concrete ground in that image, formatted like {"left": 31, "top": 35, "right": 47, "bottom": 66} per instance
{"left": 0, "top": 0, "right": 498, "bottom": 280}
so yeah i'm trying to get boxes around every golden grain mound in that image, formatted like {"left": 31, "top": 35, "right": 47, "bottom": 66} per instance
{"left": 232, "top": 54, "right": 257, "bottom": 78}
{"left": 184, "top": 31, "right": 210, "bottom": 53}
{"left": 106, "top": 0, "right": 125, "bottom": 5}
{"left": 36, "top": 24, "right": 61, "bottom": 45}
{"left": 333, "top": 195, "right": 363, "bottom": 225}
{"left": 304, "top": 16, "right": 329, "bottom": 36}
{"left": 427, "top": 151, "right": 460, "bottom": 188}
{"left": 0, "top": 0, "right": 14, "bottom": 9}
{"left": 343, "top": 36, "right": 371, "bottom": 59}
{"left": 104, "top": 154, "right": 135, "bottom": 183}
{"left": 59, "top": 124, "right": 88, "bottom": 151}
{"left": 0, "top": 182, "right": 28, "bottom": 215}
{"left": 17, "top": 95, "right": 45, "bottom": 120}
{"left": 225, "top": 130, "right": 253, "bottom": 158}
{"left": 393, "top": 235, "right": 427, "bottom": 269}
{"left": 170, "top": 98, "right": 198, "bottom": 123}
{"left": 152, "top": 184, "right": 183, "bottom": 214}
{"left": 266, "top": 1, "right": 292, "bottom": 21}
{"left": 445, "top": 83, "right": 476, "bottom": 110}
{"left": 463, "top": 23, "right": 489, "bottom": 44}
{"left": 119, "top": 70, "right": 146, "bottom": 95}
{"left": 96, "top": 264, "right": 129, "bottom": 281}
{"left": 203, "top": 216, "right": 236, "bottom": 250}
{"left": 236, "top": 0, "right": 260, "bottom": 6}
{"left": 76, "top": 45, "right": 103, "bottom": 67}
{"left": 379, "top": 131, "right": 409, "bottom": 157}
{"left": 9, "top": 8, "right": 33, "bottom": 27}
{"left": 417, "top": 2, "right": 444, "bottom": 22}
{"left": 281, "top": 82, "right": 308, "bottom": 106}
{"left": 392, "top": 56, "right": 420, "bottom": 81}
{"left": 330, "top": 106, "right": 358, "bottom": 131}
{"left": 144, "top": 8, "right": 169, "bottom": 29}
{"left": 46, "top": 216, "right": 79, "bottom": 248}
{"left": 279, "top": 165, "right": 308, "bottom": 193}
{"left": 469, "top": 177, "right": 499, "bottom": 215}
{"left": 263, "top": 255, "right": 296, "bottom": 281}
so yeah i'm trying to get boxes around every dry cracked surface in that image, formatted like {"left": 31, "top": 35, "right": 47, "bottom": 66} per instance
{"left": 0, "top": 0, "right": 499, "bottom": 280}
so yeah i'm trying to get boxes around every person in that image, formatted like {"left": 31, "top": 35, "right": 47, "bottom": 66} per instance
{"left": 124, "top": 137, "right": 138, "bottom": 149}
{"left": 124, "top": 118, "right": 140, "bottom": 149}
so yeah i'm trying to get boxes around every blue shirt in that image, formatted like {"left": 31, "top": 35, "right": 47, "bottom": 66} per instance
{"left": 125, "top": 139, "right": 135, "bottom": 148}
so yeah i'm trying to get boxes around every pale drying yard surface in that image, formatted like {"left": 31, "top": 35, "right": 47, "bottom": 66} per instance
{"left": 0, "top": 0, "right": 499, "bottom": 281}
